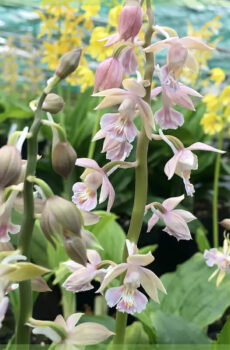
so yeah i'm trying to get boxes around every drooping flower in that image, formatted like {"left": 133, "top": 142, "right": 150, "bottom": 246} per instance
{"left": 0, "top": 189, "right": 21, "bottom": 243}
{"left": 145, "top": 195, "right": 196, "bottom": 240}
{"left": 63, "top": 249, "right": 105, "bottom": 293}
{"left": 94, "top": 78, "right": 155, "bottom": 139}
{"left": 28, "top": 313, "right": 114, "bottom": 345}
{"left": 145, "top": 36, "right": 212, "bottom": 77}
{"left": 152, "top": 65, "right": 202, "bottom": 130}
{"left": 72, "top": 158, "right": 115, "bottom": 212}
{"left": 98, "top": 240, "right": 166, "bottom": 314}
{"left": 94, "top": 57, "right": 123, "bottom": 92}
{"left": 204, "top": 235, "right": 230, "bottom": 286}
{"left": 163, "top": 137, "right": 225, "bottom": 196}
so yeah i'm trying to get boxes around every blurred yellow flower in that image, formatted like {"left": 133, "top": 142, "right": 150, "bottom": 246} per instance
{"left": 108, "top": 5, "right": 122, "bottom": 27}
{"left": 87, "top": 27, "right": 113, "bottom": 61}
{"left": 202, "top": 94, "right": 219, "bottom": 113}
{"left": 200, "top": 112, "right": 224, "bottom": 135}
{"left": 210, "top": 68, "right": 225, "bottom": 86}
{"left": 219, "top": 86, "right": 230, "bottom": 106}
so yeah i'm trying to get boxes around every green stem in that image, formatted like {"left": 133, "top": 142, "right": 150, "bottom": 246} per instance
{"left": 212, "top": 129, "right": 224, "bottom": 248}
{"left": 15, "top": 92, "right": 47, "bottom": 348}
{"left": 87, "top": 109, "right": 101, "bottom": 159}
{"left": 113, "top": 0, "right": 154, "bottom": 344}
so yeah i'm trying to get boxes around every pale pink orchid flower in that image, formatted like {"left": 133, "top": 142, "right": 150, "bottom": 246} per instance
{"left": 62, "top": 249, "right": 105, "bottom": 293}
{"left": 98, "top": 240, "right": 166, "bottom": 314}
{"left": 119, "top": 47, "right": 138, "bottom": 75}
{"left": 72, "top": 158, "right": 115, "bottom": 212}
{"left": 0, "top": 190, "right": 20, "bottom": 243}
{"left": 29, "top": 313, "right": 114, "bottom": 345}
{"left": 93, "top": 129, "right": 133, "bottom": 161}
{"left": 0, "top": 297, "right": 9, "bottom": 329}
{"left": 103, "top": 5, "right": 142, "bottom": 47}
{"left": 204, "top": 236, "right": 230, "bottom": 286}
{"left": 164, "top": 139, "right": 225, "bottom": 196}
{"left": 94, "top": 57, "right": 123, "bottom": 92}
{"left": 145, "top": 36, "right": 212, "bottom": 77}
{"left": 94, "top": 79, "right": 155, "bottom": 139}
{"left": 152, "top": 65, "right": 202, "bottom": 130}
{"left": 145, "top": 195, "right": 196, "bottom": 240}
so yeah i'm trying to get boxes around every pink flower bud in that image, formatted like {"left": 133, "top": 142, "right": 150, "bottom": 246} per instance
{"left": 118, "top": 5, "right": 142, "bottom": 41}
{"left": 0, "top": 145, "right": 22, "bottom": 188}
{"left": 94, "top": 57, "right": 123, "bottom": 92}
{"left": 52, "top": 141, "right": 77, "bottom": 178}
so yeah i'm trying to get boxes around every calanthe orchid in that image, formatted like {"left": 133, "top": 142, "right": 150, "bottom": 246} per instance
{"left": 94, "top": 57, "right": 123, "bottom": 92}
{"left": 28, "top": 313, "right": 114, "bottom": 345}
{"left": 103, "top": 2, "right": 142, "bottom": 47}
{"left": 98, "top": 240, "right": 166, "bottom": 314}
{"left": 0, "top": 297, "right": 8, "bottom": 329}
{"left": 72, "top": 158, "right": 115, "bottom": 212}
{"left": 0, "top": 188, "right": 21, "bottom": 243}
{"left": 152, "top": 65, "right": 202, "bottom": 130}
{"left": 63, "top": 249, "right": 106, "bottom": 293}
{"left": 204, "top": 235, "right": 230, "bottom": 287}
{"left": 145, "top": 195, "right": 196, "bottom": 240}
{"left": 144, "top": 35, "right": 212, "bottom": 77}
{"left": 94, "top": 78, "right": 155, "bottom": 139}
{"left": 162, "top": 133, "right": 225, "bottom": 196}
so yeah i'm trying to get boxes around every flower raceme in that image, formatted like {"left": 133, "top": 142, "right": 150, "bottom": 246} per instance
{"left": 63, "top": 249, "right": 106, "bottom": 293}
{"left": 152, "top": 65, "right": 202, "bottom": 130}
{"left": 94, "top": 78, "right": 155, "bottom": 139}
{"left": 28, "top": 313, "right": 114, "bottom": 345}
{"left": 97, "top": 240, "right": 166, "bottom": 314}
{"left": 72, "top": 158, "right": 115, "bottom": 212}
{"left": 145, "top": 195, "right": 196, "bottom": 241}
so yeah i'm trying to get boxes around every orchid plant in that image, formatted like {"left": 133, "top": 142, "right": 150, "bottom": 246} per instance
{"left": 0, "top": 0, "right": 227, "bottom": 348}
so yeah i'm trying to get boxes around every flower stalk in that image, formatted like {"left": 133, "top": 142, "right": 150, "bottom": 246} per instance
{"left": 213, "top": 129, "right": 224, "bottom": 248}
{"left": 15, "top": 91, "right": 47, "bottom": 348}
{"left": 113, "top": 0, "right": 154, "bottom": 344}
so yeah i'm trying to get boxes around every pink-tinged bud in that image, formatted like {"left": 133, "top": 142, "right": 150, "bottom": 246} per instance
{"left": 42, "top": 93, "right": 65, "bottom": 114}
{"left": 64, "top": 236, "right": 87, "bottom": 265}
{"left": 40, "top": 195, "right": 82, "bottom": 247}
{"left": 55, "top": 48, "right": 82, "bottom": 79}
{"left": 52, "top": 141, "right": 77, "bottom": 178}
{"left": 0, "top": 145, "right": 22, "bottom": 188}
{"left": 118, "top": 4, "right": 142, "bottom": 41}
{"left": 94, "top": 57, "right": 123, "bottom": 92}
{"left": 220, "top": 219, "right": 230, "bottom": 231}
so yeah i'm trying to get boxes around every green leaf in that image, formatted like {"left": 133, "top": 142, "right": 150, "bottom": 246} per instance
{"left": 195, "top": 227, "right": 210, "bottom": 253}
{"left": 216, "top": 316, "right": 230, "bottom": 344}
{"left": 124, "top": 322, "right": 150, "bottom": 345}
{"left": 139, "top": 245, "right": 158, "bottom": 255}
{"left": 87, "top": 211, "right": 126, "bottom": 264}
{"left": 138, "top": 310, "right": 210, "bottom": 344}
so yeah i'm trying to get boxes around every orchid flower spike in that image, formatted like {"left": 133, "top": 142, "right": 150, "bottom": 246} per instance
{"left": 162, "top": 131, "right": 225, "bottom": 196}
{"left": 98, "top": 240, "right": 166, "bottom": 314}
{"left": 204, "top": 235, "right": 230, "bottom": 286}
{"left": 145, "top": 195, "right": 196, "bottom": 240}
{"left": 62, "top": 249, "right": 106, "bottom": 293}
{"left": 152, "top": 65, "right": 202, "bottom": 130}
{"left": 144, "top": 35, "right": 213, "bottom": 78}
{"left": 72, "top": 158, "right": 115, "bottom": 212}
{"left": 94, "top": 78, "right": 155, "bottom": 139}
{"left": 28, "top": 313, "right": 114, "bottom": 345}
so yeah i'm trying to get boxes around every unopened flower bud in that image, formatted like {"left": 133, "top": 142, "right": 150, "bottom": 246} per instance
{"left": 0, "top": 145, "right": 22, "bottom": 188}
{"left": 118, "top": 4, "right": 142, "bottom": 41}
{"left": 40, "top": 195, "right": 82, "bottom": 246}
{"left": 42, "top": 93, "right": 65, "bottom": 114}
{"left": 220, "top": 219, "right": 230, "bottom": 231}
{"left": 52, "top": 141, "right": 77, "bottom": 178}
{"left": 55, "top": 48, "right": 82, "bottom": 79}
{"left": 94, "top": 57, "right": 123, "bottom": 92}
{"left": 64, "top": 236, "right": 87, "bottom": 265}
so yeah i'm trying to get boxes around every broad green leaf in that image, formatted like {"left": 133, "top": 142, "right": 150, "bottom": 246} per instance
{"left": 124, "top": 322, "right": 150, "bottom": 345}
{"left": 87, "top": 211, "right": 126, "bottom": 264}
{"left": 139, "top": 253, "right": 230, "bottom": 329}
{"left": 216, "top": 316, "right": 230, "bottom": 344}
{"left": 138, "top": 310, "right": 210, "bottom": 344}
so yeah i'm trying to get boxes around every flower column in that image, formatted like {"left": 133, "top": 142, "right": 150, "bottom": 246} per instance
{"left": 113, "top": 0, "right": 154, "bottom": 344}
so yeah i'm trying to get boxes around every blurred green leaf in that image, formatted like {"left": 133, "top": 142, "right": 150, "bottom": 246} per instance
{"left": 195, "top": 227, "right": 210, "bottom": 253}
{"left": 216, "top": 316, "right": 230, "bottom": 345}
{"left": 124, "top": 322, "right": 150, "bottom": 345}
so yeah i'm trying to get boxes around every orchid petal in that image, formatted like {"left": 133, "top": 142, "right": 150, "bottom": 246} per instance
{"left": 187, "top": 142, "right": 225, "bottom": 153}
{"left": 66, "top": 313, "right": 83, "bottom": 330}
{"left": 122, "top": 79, "right": 145, "bottom": 97}
{"left": 95, "top": 95, "right": 126, "bottom": 110}
{"left": 54, "top": 314, "right": 66, "bottom": 329}
{"left": 80, "top": 210, "right": 100, "bottom": 226}
{"left": 180, "top": 36, "right": 213, "bottom": 51}
{"left": 144, "top": 39, "right": 170, "bottom": 53}
{"left": 97, "top": 263, "right": 128, "bottom": 293}
{"left": 87, "top": 249, "right": 101, "bottom": 265}
{"left": 127, "top": 251, "right": 154, "bottom": 266}
{"left": 173, "top": 209, "right": 196, "bottom": 222}
{"left": 140, "top": 267, "right": 166, "bottom": 302}
{"left": 147, "top": 213, "right": 159, "bottom": 232}
{"left": 162, "top": 195, "right": 184, "bottom": 211}
{"left": 151, "top": 87, "right": 162, "bottom": 97}
{"left": 185, "top": 51, "right": 199, "bottom": 72}
{"left": 138, "top": 99, "right": 155, "bottom": 139}
{"left": 69, "top": 322, "right": 114, "bottom": 345}
{"left": 105, "top": 286, "right": 123, "bottom": 307}
{"left": 164, "top": 151, "right": 182, "bottom": 180}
